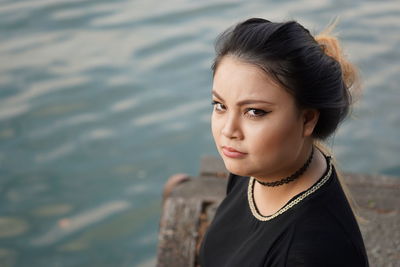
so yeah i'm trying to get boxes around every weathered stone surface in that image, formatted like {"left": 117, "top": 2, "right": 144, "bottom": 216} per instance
{"left": 157, "top": 175, "right": 226, "bottom": 267}
{"left": 345, "top": 172, "right": 400, "bottom": 266}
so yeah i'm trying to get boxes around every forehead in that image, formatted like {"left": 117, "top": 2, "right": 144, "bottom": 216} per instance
{"left": 212, "top": 56, "right": 293, "bottom": 103}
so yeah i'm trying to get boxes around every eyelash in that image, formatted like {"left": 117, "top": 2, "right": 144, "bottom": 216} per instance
{"left": 210, "top": 100, "right": 269, "bottom": 118}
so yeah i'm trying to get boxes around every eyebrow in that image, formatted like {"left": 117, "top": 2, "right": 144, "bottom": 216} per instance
{"left": 212, "top": 90, "right": 275, "bottom": 106}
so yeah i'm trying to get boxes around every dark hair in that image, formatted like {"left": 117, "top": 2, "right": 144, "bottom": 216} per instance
{"left": 212, "top": 18, "right": 358, "bottom": 140}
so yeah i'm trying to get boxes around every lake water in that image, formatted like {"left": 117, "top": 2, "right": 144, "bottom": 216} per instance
{"left": 0, "top": 0, "right": 399, "bottom": 266}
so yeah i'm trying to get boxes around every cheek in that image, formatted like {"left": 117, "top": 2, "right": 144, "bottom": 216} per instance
{"left": 211, "top": 114, "right": 220, "bottom": 141}
{"left": 248, "top": 115, "right": 302, "bottom": 153}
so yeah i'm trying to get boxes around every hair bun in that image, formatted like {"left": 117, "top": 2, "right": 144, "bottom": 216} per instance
{"left": 315, "top": 34, "right": 341, "bottom": 61}
{"left": 315, "top": 28, "right": 359, "bottom": 94}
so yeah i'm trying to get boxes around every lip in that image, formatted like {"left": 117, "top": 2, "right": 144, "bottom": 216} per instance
{"left": 222, "top": 146, "right": 247, "bottom": 158}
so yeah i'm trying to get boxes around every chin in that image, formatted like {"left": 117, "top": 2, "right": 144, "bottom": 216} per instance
{"left": 223, "top": 160, "right": 251, "bottom": 177}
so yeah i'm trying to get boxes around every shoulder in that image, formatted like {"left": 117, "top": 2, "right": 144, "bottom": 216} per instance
{"left": 226, "top": 172, "right": 239, "bottom": 195}
{"left": 226, "top": 172, "right": 247, "bottom": 195}
{"left": 286, "top": 219, "right": 368, "bottom": 266}
{"left": 285, "top": 195, "right": 369, "bottom": 266}
{"left": 286, "top": 232, "right": 363, "bottom": 266}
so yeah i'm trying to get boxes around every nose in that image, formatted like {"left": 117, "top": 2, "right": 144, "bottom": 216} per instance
{"left": 221, "top": 113, "right": 242, "bottom": 139}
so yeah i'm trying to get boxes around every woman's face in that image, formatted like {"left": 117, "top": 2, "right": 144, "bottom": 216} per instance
{"left": 211, "top": 55, "right": 315, "bottom": 180}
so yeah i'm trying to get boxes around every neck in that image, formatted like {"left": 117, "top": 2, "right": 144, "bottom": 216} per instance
{"left": 253, "top": 142, "right": 328, "bottom": 207}
{"left": 256, "top": 139, "right": 314, "bottom": 181}
{"left": 256, "top": 146, "right": 314, "bottom": 187}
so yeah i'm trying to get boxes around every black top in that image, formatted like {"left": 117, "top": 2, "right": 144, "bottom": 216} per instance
{"left": 199, "top": 155, "right": 369, "bottom": 267}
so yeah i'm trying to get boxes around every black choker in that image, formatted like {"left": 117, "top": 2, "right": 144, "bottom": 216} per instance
{"left": 255, "top": 146, "right": 314, "bottom": 187}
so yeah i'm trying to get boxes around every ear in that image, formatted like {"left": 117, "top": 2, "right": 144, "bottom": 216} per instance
{"left": 301, "top": 108, "right": 320, "bottom": 137}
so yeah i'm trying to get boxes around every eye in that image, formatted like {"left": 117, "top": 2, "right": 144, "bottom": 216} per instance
{"left": 211, "top": 100, "right": 269, "bottom": 118}
{"left": 245, "top": 108, "right": 268, "bottom": 118}
{"left": 211, "top": 100, "right": 225, "bottom": 112}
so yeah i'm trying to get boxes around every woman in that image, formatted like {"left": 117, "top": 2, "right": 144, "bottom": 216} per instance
{"left": 199, "top": 18, "right": 369, "bottom": 266}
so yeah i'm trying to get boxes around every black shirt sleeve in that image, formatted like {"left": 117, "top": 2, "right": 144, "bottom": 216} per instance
{"left": 285, "top": 214, "right": 369, "bottom": 267}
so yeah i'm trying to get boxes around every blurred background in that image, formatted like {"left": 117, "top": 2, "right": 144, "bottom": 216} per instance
{"left": 0, "top": 0, "right": 399, "bottom": 266}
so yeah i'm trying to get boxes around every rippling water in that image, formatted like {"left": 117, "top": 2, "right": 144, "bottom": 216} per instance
{"left": 0, "top": 0, "right": 399, "bottom": 266}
